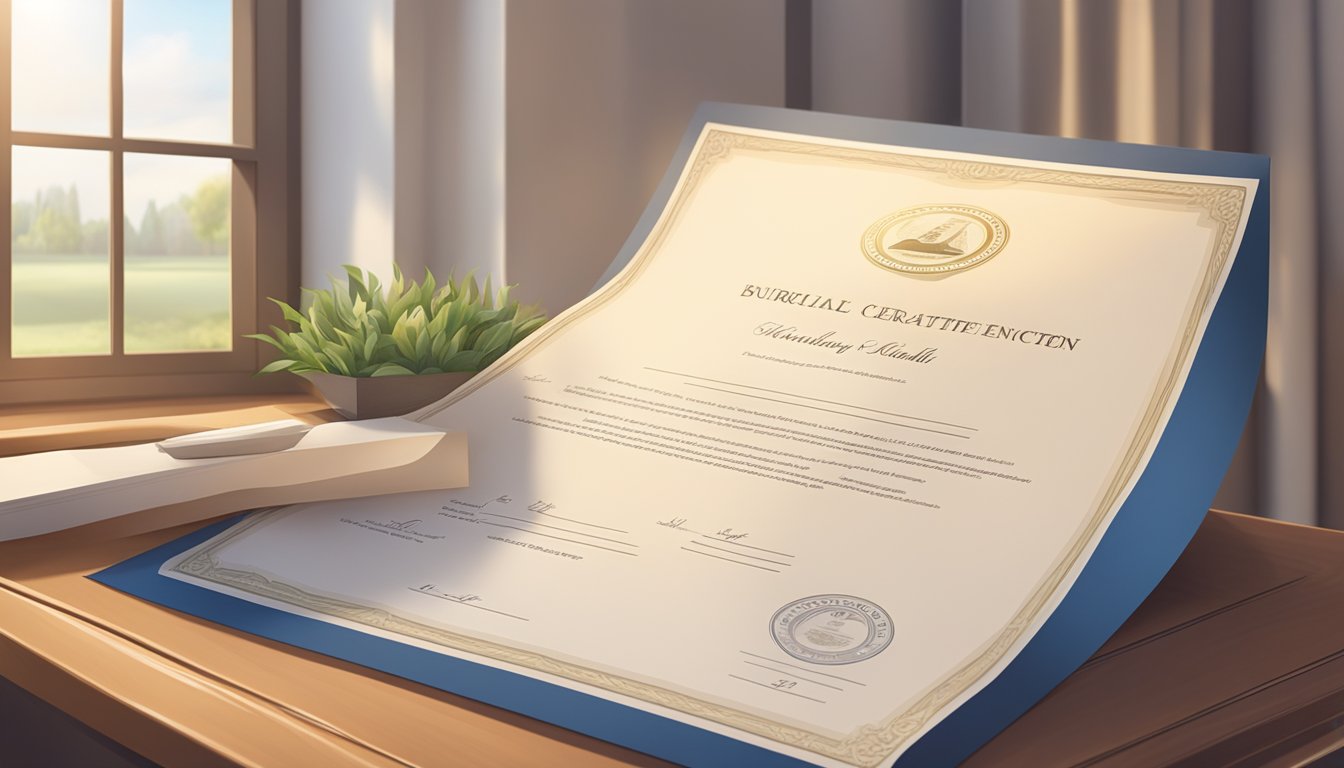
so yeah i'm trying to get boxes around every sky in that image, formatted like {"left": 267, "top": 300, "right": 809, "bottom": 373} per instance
{"left": 10, "top": 0, "right": 233, "bottom": 224}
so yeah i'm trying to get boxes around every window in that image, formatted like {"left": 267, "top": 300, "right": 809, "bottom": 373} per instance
{"left": 1, "top": 0, "right": 296, "bottom": 403}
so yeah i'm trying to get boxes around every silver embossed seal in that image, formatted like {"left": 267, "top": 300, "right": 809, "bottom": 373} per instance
{"left": 771, "top": 594, "right": 893, "bottom": 665}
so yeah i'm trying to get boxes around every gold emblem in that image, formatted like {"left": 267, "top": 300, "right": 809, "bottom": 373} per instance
{"left": 861, "top": 205, "right": 1008, "bottom": 276}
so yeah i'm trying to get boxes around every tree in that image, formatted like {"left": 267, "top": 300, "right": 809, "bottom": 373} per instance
{"left": 12, "top": 201, "right": 34, "bottom": 243}
{"left": 15, "top": 186, "right": 82, "bottom": 253}
{"left": 159, "top": 200, "right": 196, "bottom": 255}
{"left": 138, "top": 200, "right": 164, "bottom": 255}
{"left": 185, "top": 175, "right": 229, "bottom": 253}
{"left": 82, "top": 219, "right": 109, "bottom": 254}
{"left": 11, "top": 185, "right": 107, "bottom": 255}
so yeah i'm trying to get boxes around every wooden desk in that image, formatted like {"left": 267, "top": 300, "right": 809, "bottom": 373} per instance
{"left": 2, "top": 397, "right": 1342, "bottom": 767}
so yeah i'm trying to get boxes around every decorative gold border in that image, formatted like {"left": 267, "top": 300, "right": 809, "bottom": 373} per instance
{"left": 172, "top": 128, "right": 1250, "bottom": 767}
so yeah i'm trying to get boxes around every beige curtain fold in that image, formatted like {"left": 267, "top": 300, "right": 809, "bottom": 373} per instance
{"left": 811, "top": 0, "right": 1342, "bottom": 527}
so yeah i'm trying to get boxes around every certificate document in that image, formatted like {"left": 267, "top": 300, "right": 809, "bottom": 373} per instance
{"left": 130, "top": 106, "right": 1266, "bottom": 766}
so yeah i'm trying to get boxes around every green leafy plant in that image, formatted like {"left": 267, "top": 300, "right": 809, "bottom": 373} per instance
{"left": 247, "top": 264, "right": 546, "bottom": 377}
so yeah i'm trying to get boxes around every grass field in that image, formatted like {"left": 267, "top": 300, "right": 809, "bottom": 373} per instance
{"left": 12, "top": 253, "right": 231, "bottom": 356}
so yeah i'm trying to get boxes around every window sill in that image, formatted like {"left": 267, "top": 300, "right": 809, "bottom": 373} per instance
{"left": 0, "top": 392, "right": 335, "bottom": 458}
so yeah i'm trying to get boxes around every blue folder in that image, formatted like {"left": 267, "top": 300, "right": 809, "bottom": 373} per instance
{"left": 94, "top": 103, "right": 1270, "bottom": 767}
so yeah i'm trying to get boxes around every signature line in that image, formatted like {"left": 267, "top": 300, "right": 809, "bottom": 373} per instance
{"left": 739, "top": 651, "right": 867, "bottom": 686}
{"left": 659, "top": 524, "right": 705, "bottom": 535}
{"left": 483, "top": 521, "right": 639, "bottom": 556}
{"left": 523, "top": 508, "right": 630, "bottom": 534}
{"left": 688, "top": 539, "right": 792, "bottom": 567}
{"left": 701, "top": 535, "right": 795, "bottom": 558}
{"left": 447, "top": 501, "right": 630, "bottom": 535}
{"left": 728, "top": 674, "right": 827, "bottom": 703}
{"left": 407, "top": 588, "right": 529, "bottom": 621}
{"left": 742, "top": 661, "right": 844, "bottom": 691}
{"left": 681, "top": 547, "right": 779, "bottom": 573}
{"left": 478, "top": 512, "right": 638, "bottom": 546}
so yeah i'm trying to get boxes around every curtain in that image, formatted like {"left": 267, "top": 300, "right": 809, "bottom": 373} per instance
{"left": 806, "top": 0, "right": 1343, "bottom": 528}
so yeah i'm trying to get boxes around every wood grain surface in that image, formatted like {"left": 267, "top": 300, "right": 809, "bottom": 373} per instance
{"left": 964, "top": 511, "right": 1344, "bottom": 767}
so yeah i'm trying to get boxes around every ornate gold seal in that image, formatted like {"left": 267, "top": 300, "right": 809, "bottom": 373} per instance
{"left": 861, "top": 205, "right": 1008, "bottom": 276}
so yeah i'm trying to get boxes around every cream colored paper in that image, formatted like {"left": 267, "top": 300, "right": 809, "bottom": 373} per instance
{"left": 163, "top": 125, "right": 1256, "bottom": 767}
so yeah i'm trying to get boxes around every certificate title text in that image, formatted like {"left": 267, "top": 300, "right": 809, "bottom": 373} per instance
{"left": 741, "top": 284, "right": 1081, "bottom": 352}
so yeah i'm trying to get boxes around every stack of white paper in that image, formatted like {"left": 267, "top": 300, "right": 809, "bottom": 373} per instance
{"left": 0, "top": 417, "right": 467, "bottom": 541}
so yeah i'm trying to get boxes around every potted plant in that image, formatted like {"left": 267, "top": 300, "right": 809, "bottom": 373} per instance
{"left": 248, "top": 264, "right": 546, "bottom": 418}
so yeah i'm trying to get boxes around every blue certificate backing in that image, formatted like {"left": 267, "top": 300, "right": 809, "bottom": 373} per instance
{"left": 94, "top": 103, "right": 1270, "bottom": 767}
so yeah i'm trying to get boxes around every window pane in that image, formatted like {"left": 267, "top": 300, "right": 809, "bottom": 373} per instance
{"left": 123, "top": 154, "right": 232, "bottom": 354}
{"left": 11, "top": 0, "right": 111, "bottom": 136}
{"left": 11, "top": 147, "right": 112, "bottom": 357}
{"left": 123, "top": 0, "right": 233, "bottom": 143}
